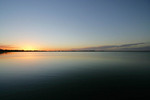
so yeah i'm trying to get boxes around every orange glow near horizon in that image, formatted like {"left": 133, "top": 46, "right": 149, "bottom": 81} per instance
{"left": 22, "top": 46, "right": 37, "bottom": 51}
{"left": 0, "top": 44, "right": 75, "bottom": 51}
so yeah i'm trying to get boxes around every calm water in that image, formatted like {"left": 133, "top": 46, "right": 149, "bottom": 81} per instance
{"left": 0, "top": 52, "right": 150, "bottom": 99}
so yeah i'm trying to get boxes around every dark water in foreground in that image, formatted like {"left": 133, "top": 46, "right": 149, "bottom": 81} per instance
{"left": 0, "top": 52, "right": 150, "bottom": 100}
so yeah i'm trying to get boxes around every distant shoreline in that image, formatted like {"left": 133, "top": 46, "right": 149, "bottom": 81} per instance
{"left": 0, "top": 50, "right": 150, "bottom": 52}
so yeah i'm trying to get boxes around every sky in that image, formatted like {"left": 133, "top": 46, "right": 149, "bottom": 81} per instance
{"left": 0, "top": 0, "right": 150, "bottom": 50}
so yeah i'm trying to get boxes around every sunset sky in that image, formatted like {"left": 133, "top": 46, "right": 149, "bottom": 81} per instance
{"left": 0, "top": 0, "right": 150, "bottom": 50}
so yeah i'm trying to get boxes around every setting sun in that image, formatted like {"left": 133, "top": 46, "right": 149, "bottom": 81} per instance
{"left": 23, "top": 46, "right": 37, "bottom": 51}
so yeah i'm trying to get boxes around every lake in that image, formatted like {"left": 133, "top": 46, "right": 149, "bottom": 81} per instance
{"left": 0, "top": 52, "right": 150, "bottom": 99}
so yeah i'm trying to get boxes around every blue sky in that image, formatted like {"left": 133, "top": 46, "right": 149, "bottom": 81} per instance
{"left": 0, "top": 0, "right": 150, "bottom": 50}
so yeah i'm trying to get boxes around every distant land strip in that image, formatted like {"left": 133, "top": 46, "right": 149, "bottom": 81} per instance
{"left": 0, "top": 49, "right": 150, "bottom": 52}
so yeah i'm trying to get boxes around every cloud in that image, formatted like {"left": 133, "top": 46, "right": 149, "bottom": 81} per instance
{"left": 0, "top": 44, "right": 16, "bottom": 49}
{"left": 118, "top": 43, "right": 144, "bottom": 47}
{"left": 80, "top": 42, "right": 150, "bottom": 51}
{"left": 122, "top": 46, "right": 150, "bottom": 51}
{"left": 82, "top": 45, "right": 117, "bottom": 50}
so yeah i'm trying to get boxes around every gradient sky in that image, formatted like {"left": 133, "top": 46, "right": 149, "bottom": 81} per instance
{"left": 0, "top": 0, "right": 150, "bottom": 50}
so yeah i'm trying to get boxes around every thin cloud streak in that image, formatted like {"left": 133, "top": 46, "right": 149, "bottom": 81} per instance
{"left": 118, "top": 43, "right": 145, "bottom": 47}
{"left": 0, "top": 44, "right": 16, "bottom": 49}
{"left": 79, "top": 42, "right": 150, "bottom": 51}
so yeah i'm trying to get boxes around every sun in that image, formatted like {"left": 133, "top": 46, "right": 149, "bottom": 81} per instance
{"left": 23, "top": 46, "right": 37, "bottom": 51}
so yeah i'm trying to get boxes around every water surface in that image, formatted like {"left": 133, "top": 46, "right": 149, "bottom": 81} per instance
{"left": 0, "top": 52, "right": 150, "bottom": 99}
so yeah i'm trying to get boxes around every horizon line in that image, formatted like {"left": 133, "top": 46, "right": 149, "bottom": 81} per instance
{"left": 0, "top": 49, "right": 150, "bottom": 52}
